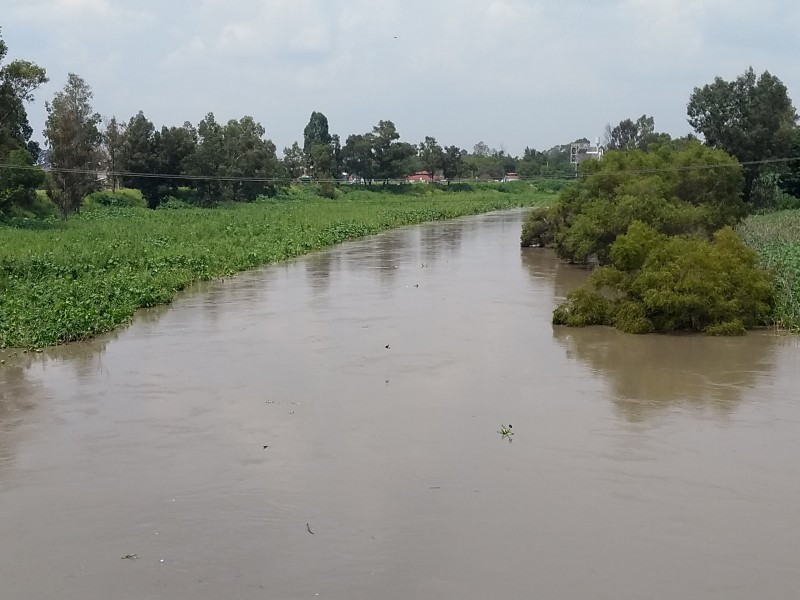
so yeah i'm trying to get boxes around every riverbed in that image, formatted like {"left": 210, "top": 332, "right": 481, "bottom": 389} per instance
{"left": 1, "top": 210, "right": 799, "bottom": 599}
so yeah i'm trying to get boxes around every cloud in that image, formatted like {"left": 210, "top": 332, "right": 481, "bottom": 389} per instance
{"left": 6, "top": 0, "right": 800, "bottom": 155}
{"left": 8, "top": 0, "right": 152, "bottom": 22}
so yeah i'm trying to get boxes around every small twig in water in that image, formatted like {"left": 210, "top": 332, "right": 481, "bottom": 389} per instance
{"left": 307, "top": 523, "right": 315, "bottom": 535}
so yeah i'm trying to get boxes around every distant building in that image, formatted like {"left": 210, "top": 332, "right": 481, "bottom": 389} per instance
{"left": 570, "top": 138, "right": 604, "bottom": 167}
{"left": 406, "top": 171, "right": 433, "bottom": 183}
{"left": 502, "top": 173, "right": 520, "bottom": 182}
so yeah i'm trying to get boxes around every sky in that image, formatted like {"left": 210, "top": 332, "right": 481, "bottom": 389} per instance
{"left": 2, "top": 0, "right": 800, "bottom": 156}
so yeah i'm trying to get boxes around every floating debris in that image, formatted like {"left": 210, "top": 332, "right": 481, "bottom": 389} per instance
{"left": 498, "top": 424, "right": 514, "bottom": 441}
{"left": 307, "top": 523, "right": 315, "bottom": 535}
{"left": 263, "top": 445, "right": 269, "bottom": 449}
{"left": 121, "top": 554, "right": 138, "bottom": 560}
{"left": 385, "top": 344, "right": 390, "bottom": 349}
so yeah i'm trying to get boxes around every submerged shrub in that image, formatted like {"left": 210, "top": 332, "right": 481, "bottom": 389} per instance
{"left": 553, "top": 222, "right": 774, "bottom": 335}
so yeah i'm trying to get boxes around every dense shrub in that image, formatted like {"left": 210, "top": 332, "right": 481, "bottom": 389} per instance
{"left": 84, "top": 188, "right": 147, "bottom": 209}
{"left": 521, "top": 142, "right": 746, "bottom": 263}
{"left": 553, "top": 222, "right": 774, "bottom": 335}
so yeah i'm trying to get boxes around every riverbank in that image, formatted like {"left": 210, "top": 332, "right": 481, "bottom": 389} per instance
{"left": 738, "top": 209, "right": 800, "bottom": 331}
{"left": 0, "top": 186, "right": 551, "bottom": 348}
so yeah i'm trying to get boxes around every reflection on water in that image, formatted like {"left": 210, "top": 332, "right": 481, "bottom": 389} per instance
{"left": 553, "top": 326, "right": 781, "bottom": 422}
{"left": 521, "top": 246, "right": 590, "bottom": 300}
{"left": 2, "top": 210, "right": 800, "bottom": 600}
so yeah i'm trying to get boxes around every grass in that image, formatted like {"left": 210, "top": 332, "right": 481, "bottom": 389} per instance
{"left": 0, "top": 185, "right": 552, "bottom": 348}
{"left": 737, "top": 209, "right": 800, "bottom": 331}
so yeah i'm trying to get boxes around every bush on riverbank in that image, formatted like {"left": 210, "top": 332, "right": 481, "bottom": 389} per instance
{"left": 521, "top": 142, "right": 745, "bottom": 263}
{"left": 737, "top": 209, "right": 800, "bottom": 330}
{"left": 0, "top": 188, "right": 548, "bottom": 348}
{"left": 553, "top": 222, "right": 774, "bottom": 335}
{"left": 523, "top": 142, "right": 780, "bottom": 335}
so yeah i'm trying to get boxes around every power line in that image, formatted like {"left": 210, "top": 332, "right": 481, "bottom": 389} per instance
{"left": 0, "top": 155, "right": 797, "bottom": 183}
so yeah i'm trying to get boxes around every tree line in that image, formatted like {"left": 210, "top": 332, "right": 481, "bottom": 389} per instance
{"left": 2, "top": 25, "right": 799, "bottom": 219}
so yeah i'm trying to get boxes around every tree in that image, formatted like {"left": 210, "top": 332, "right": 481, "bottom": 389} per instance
{"left": 442, "top": 145, "right": 465, "bottom": 181}
{"left": 418, "top": 136, "right": 444, "bottom": 177}
{"left": 521, "top": 142, "right": 745, "bottom": 263}
{"left": 604, "top": 114, "right": 668, "bottom": 151}
{"left": 0, "top": 28, "right": 47, "bottom": 217}
{"left": 118, "top": 111, "right": 160, "bottom": 206}
{"left": 44, "top": 73, "right": 102, "bottom": 218}
{"left": 341, "top": 133, "right": 376, "bottom": 183}
{"left": 157, "top": 122, "right": 196, "bottom": 185}
{"left": 473, "top": 141, "right": 491, "bottom": 157}
{"left": 219, "top": 116, "right": 280, "bottom": 200}
{"left": 371, "top": 120, "right": 402, "bottom": 180}
{"left": 282, "top": 142, "right": 305, "bottom": 179}
{"left": 302, "top": 111, "right": 332, "bottom": 156}
{"left": 102, "top": 116, "right": 124, "bottom": 191}
{"left": 186, "top": 113, "right": 279, "bottom": 204}
{"left": 688, "top": 67, "right": 798, "bottom": 197}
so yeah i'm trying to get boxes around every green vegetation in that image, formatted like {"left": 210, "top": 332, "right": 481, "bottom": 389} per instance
{"left": 523, "top": 142, "right": 778, "bottom": 335}
{"left": 553, "top": 223, "right": 774, "bottom": 335}
{"left": 0, "top": 185, "right": 549, "bottom": 348}
{"left": 738, "top": 210, "right": 800, "bottom": 330}
{"left": 521, "top": 142, "right": 746, "bottom": 263}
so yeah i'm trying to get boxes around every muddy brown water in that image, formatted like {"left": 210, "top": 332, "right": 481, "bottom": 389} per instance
{"left": 1, "top": 210, "right": 799, "bottom": 599}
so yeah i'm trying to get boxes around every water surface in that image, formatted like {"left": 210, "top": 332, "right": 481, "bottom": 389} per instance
{"left": 1, "top": 210, "right": 799, "bottom": 599}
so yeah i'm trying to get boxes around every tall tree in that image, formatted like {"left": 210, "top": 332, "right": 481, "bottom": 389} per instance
{"left": 0, "top": 28, "right": 47, "bottom": 217}
{"left": 219, "top": 116, "right": 280, "bottom": 200}
{"left": 303, "top": 111, "right": 336, "bottom": 178}
{"left": 118, "top": 111, "right": 160, "bottom": 205}
{"left": 186, "top": 113, "right": 279, "bottom": 204}
{"left": 102, "top": 117, "right": 124, "bottom": 191}
{"left": 282, "top": 142, "right": 305, "bottom": 179}
{"left": 341, "top": 133, "right": 376, "bottom": 183}
{"left": 44, "top": 73, "right": 102, "bottom": 218}
{"left": 156, "top": 122, "right": 196, "bottom": 187}
{"left": 418, "top": 136, "right": 444, "bottom": 176}
{"left": 688, "top": 67, "right": 798, "bottom": 197}
{"left": 186, "top": 112, "right": 224, "bottom": 206}
{"left": 604, "top": 115, "right": 667, "bottom": 151}
{"left": 442, "top": 145, "right": 465, "bottom": 181}
{"left": 302, "top": 111, "right": 332, "bottom": 156}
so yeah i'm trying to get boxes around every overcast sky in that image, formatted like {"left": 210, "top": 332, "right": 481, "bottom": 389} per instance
{"left": 2, "top": 0, "right": 799, "bottom": 156}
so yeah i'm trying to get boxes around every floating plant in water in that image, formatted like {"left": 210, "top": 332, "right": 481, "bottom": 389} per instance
{"left": 498, "top": 424, "right": 513, "bottom": 441}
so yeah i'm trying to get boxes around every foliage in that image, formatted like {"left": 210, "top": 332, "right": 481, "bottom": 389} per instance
{"left": 737, "top": 209, "right": 800, "bottom": 330}
{"left": 101, "top": 116, "right": 124, "bottom": 191}
{"left": 442, "top": 145, "right": 466, "bottom": 181}
{"left": 688, "top": 67, "right": 798, "bottom": 198}
{"left": 0, "top": 29, "right": 48, "bottom": 218}
{"left": 418, "top": 136, "right": 444, "bottom": 177}
{"left": 553, "top": 222, "right": 774, "bottom": 335}
{"left": 0, "top": 148, "right": 45, "bottom": 217}
{"left": 521, "top": 142, "right": 745, "bottom": 264}
{"left": 44, "top": 73, "right": 102, "bottom": 218}
{"left": 0, "top": 187, "right": 550, "bottom": 348}
{"left": 603, "top": 114, "right": 672, "bottom": 151}
{"left": 184, "top": 113, "right": 279, "bottom": 206}
{"left": 83, "top": 188, "right": 146, "bottom": 209}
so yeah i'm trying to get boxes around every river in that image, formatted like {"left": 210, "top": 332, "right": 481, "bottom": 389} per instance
{"left": 1, "top": 209, "right": 799, "bottom": 599}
